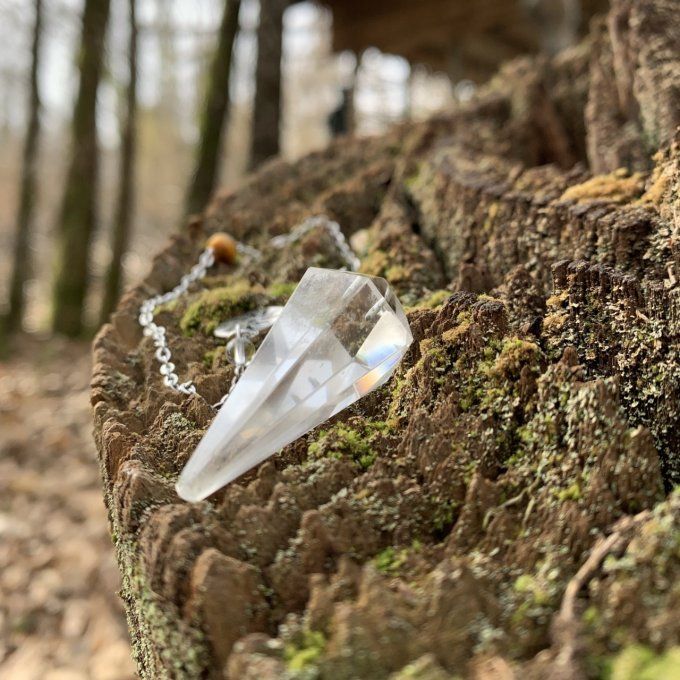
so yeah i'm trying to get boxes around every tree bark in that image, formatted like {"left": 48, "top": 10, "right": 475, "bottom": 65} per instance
{"left": 51, "top": 0, "right": 111, "bottom": 337}
{"left": 249, "top": 0, "right": 287, "bottom": 170}
{"left": 100, "top": 0, "right": 138, "bottom": 325}
{"left": 183, "top": 0, "right": 241, "bottom": 219}
{"left": 92, "top": 0, "right": 679, "bottom": 677}
{"left": 5, "top": 0, "right": 43, "bottom": 333}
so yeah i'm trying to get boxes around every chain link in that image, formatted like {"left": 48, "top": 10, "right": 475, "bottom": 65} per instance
{"left": 139, "top": 215, "right": 358, "bottom": 409}
{"left": 138, "top": 247, "right": 215, "bottom": 397}
{"left": 270, "top": 215, "right": 360, "bottom": 271}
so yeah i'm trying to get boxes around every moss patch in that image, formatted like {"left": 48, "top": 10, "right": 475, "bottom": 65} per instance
{"left": 488, "top": 338, "right": 541, "bottom": 381}
{"left": 560, "top": 169, "right": 645, "bottom": 204}
{"left": 373, "top": 543, "right": 424, "bottom": 575}
{"left": 284, "top": 629, "right": 326, "bottom": 672}
{"left": 359, "top": 249, "right": 390, "bottom": 277}
{"left": 410, "top": 289, "right": 452, "bottom": 311}
{"left": 374, "top": 546, "right": 407, "bottom": 574}
{"left": 178, "top": 279, "right": 296, "bottom": 337}
{"left": 267, "top": 281, "right": 297, "bottom": 300}
{"left": 179, "top": 281, "right": 265, "bottom": 336}
{"left": 308, "top": 420, "right": 389, "bottom": 470}
{"left": 608, "top": 645, "right": 680, "bottom": 680}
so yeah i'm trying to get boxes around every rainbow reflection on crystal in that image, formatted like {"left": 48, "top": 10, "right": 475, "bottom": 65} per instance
{"left": 176, "top": 267, "right": 412, "bottom": 501}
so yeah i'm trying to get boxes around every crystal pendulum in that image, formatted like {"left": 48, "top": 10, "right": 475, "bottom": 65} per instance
{"left": 176, "top": 267, "right": 413, "bottom": 501}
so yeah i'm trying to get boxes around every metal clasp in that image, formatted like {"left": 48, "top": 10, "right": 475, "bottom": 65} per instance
{"left": 213, "top": 306, "right": 284, "bottom": 340}
{"left": 214, "top": 306, "right": 283, "bottom": 368}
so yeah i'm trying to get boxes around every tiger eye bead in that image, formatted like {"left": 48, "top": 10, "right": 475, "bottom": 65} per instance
{"left": 206, "top": 232, "right": 237, "bottom": 264}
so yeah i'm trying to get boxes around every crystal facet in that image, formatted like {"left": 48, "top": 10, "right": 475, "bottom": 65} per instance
{"left": 176, "top": 267, "right": 412, "bottom": 501}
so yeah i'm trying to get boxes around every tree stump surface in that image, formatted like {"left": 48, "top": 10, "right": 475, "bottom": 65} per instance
{"left": 92, "top": 1, "right": 680, "bottom": 677}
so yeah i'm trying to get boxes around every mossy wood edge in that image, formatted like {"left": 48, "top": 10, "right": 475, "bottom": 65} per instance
{"left": 92, "top": 1, "right": 680, "bottom": 677}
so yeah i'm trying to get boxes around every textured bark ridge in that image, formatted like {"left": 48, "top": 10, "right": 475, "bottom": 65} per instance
{"left": 91, "top": 1, "right": 680, "bottom": 677}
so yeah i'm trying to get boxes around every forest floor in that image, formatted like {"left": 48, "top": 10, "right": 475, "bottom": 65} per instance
{"left": 0, "top": 337, "right": 134, "bottom": 680}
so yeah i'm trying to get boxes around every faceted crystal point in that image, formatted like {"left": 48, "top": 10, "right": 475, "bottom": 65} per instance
{"left": 176, "top": 267, "right": 413, "bottom": 502}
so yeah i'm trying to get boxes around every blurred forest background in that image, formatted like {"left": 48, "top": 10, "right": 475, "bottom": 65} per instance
{"left": 0, "top": 0, "right": 456, "bottom": 340}
{"left": 0, "top": 0, "right": 603, "bottom": 677}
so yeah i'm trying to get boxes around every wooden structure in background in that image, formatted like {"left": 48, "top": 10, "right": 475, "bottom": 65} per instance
{"left": 324, "top": 0, "right": 608, "bottom": 79}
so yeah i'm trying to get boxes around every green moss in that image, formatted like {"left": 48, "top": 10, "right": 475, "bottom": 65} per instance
{"left": 386, "top": 367, "right": 414, "bottom": 429}
{"left": 441, "top": 312, "right": 473, "bottom": 346}
{"left": 202, "top": 348, "right": 219, "bottom": 369}
{"left": 162, "top": 412, "right": 196, "bottom": 434}
{"left": 556, "top": 481, "right": 581, "bottom": 502}
{"left": 155, "top": 298, "right": 180, "bottom": 314}
{"left": 373, "top": 540, "right": 422, "bottom": 575}
{"left": 284, "top": 629, "right": 326, "bottom": 672}
{"left": 393, "top": 655, "right": 460, "bottom": 679}
{"left": 582, "top": 605, "right": 601, "bottom": 628}
{"left": 391, "top": 307, "right": 544, "bottom": 476}
{"left": 416, "top": 337, "right": 452, "bottom": 388}
{"left": 505, "top": 423, "right": 543, "bottom": 467}
{"left": 507, "top": 558, "right": 565, "bottom": 645}
{"left": 411, "top": 289, "right": 451, "bottom": 310}
{"left": 374, "top": 546, "right": 402, "bottom": 573}
{"left": 308, "top": 420, "right": 389, "bottom": 469}
{"left": 179, "top": 281, "right": 265, "bottom": 336}
{"left": 386, "top": 265, "right": 409, "bottom": 283}
{"left": 403, "top": 167, "right": 423, "bottom": 190}
{"left": 432, "top": 499, "right": 458, "bottom": 536}
{"left": 608, "top": 645, "right": 680, "bottom": 680}
{"left": 359, "top": 249, "right": 390, "bottom": 277}
{"left": 488, "top": 338, "right": 541, "bottom": 381}
{"left": 267, "top": 281, "right": 297, "bottom": 300}
{"left": 513, "top": 574, "right": 550, "bottom": 606}
{"left": 173, "top": 278, "right": 295, "bottom": 339}
{"left": 114, "top": 535, "right": 210, "bottom": 679}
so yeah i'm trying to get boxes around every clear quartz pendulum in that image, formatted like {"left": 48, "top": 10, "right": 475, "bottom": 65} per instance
{"left": 176, "top": 267, "right": 413, "bottom": 501}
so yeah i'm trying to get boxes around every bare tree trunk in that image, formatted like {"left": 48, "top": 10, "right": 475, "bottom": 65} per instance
{"left": 249, "top": 0, "right": 288, "bottom": 169}
{"left": 183, "top": 0, "right": 241, "bottom": 218}
{"left": 157, "top": 0, "right": 180, "bottom": 122}
{"left": 100, "top": 0, "right": 138, "bottom": 325}
{"left": 51, "top": 0, "right": 111, "bottom": 337}
{"left": 5, "top": 0, "right": 43, "bottom": 333}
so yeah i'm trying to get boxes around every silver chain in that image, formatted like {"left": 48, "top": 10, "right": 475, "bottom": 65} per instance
{"left": 138, "top": 215, "right": 358, "bottom": 408}
{"left": 269, "top": 215, "right": 360, "bottom": 271}
{"left": 138, "top": 247, "right": 215, "bottom": 397}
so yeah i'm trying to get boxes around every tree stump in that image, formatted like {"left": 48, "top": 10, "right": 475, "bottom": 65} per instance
{"left": 92, "top": 1, "right": 680, "bottom": 677}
